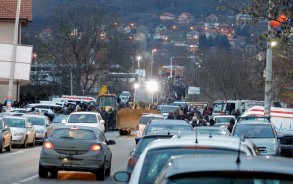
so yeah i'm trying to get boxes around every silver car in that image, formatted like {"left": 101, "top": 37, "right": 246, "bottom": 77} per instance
{"left": 3, "top": 116, "right": 36, "bottom": 148}
{"left": 39, "top": 125, "right": 116, "bottom": 181}
{"left": 22, "top": 114, "right": 52, "bottom": 143}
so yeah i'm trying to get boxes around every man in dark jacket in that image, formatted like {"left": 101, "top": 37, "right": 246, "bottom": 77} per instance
{"left": 100, "top": 107, "right": 109, "bottom": 131}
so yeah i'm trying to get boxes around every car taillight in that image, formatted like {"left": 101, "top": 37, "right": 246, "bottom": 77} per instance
{"left": 128, "top": 156, "right": 138, "bottom": 167}
{"left": 90, "top": 144, "right": 102, "bottom": 151}
{"left": 43, "top": 141, "right": 54, "bottom": 149}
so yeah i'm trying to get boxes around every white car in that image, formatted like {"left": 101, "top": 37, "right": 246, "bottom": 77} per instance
{"left": 66, "top": 112, "right": 105, "bottom": 132}
{"left": 114, "top": 134, "right": 258, "bottom": 183}
{"left": 213, "top": 115, "right": 235, "bottom": 127}
{"left": 136, "top": 114, "right": 164, "bottom": 139}
{"left": 3, "top": 116, "right": 36, "bottom": 148}
{"left": 22, "top": 114, "right": 52, "bottom": 143}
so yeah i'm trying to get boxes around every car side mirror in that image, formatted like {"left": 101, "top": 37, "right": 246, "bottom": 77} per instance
{"left": 114, "top": 171, "right": 131, "bottom": 182}
{"left": 130, "top": 150, "right": 134, "bottom": 156}
{"left": 100, "top": 119, "right": 105, "bottom": 124}
{"left": 46, "top": 123, "right": 50, "bottom": 127}
{"left": 107, "top": 140, "right": 116, "bottom": 145}
{"left": 27, "top": 124, "right": 33, "bottom": 128}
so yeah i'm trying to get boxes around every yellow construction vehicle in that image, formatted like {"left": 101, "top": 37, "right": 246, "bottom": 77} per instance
{"left": 116, "top": 102, "right": 160, "bottom": 135}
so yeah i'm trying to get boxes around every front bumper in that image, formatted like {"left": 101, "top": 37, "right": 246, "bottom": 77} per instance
{"left": 11, "top": 135, "right": 25, "bottom": 145}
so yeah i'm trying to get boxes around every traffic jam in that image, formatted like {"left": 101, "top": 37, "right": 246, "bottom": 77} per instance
{"left": 1, "top": 0, "right": 293, "bottom": 184}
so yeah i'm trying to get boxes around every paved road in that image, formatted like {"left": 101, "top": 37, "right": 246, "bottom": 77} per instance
{"left": 0, "top": 131, "right": 136, "bottom": 184}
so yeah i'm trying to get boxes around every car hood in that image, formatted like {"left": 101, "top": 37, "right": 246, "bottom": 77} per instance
{"left": 249, "top": 138, "right": 278, "bottom": 147}
{"left": 33, "top": 125, "right": 45, "bottom": 131}
{"left": 10, "top": 127, "right": 26, "bottom": 133}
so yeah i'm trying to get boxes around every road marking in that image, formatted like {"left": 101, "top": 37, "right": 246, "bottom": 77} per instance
{"left": 0, "top": 147, "right": 40, "bottom": 158}
{"left": 18, "top": 175, "right": 38, "bottom": 183}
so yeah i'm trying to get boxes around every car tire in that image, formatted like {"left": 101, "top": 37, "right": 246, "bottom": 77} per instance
{"left": 39, "top": 164, "right": 48, "bottom": 178}
{"left": 96, "top": 162, "right": 106, "bottom": 181}
{"left": 22, "top": 136, "right": 28, "bottom": 148}
{"left": 0, "top": 140, "right": 3, "bottom": 153}
{"left": 5, "top": 140, "right": 12, "bottom": 152}
{"left": 105, "top": 158, "right": 111, "bottom": 176}
{"left": 31, "top": 136, "right": 36, "bottom": 147}
{"left": 50, "top": 170, "right": 58, "bottom": 178}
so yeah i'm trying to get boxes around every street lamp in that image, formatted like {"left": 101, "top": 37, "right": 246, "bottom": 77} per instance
{"left": 146, "top": 80, "right": 159, "bottom": 103}
{"left": 82, "top": 90, "right": 85, "bottom": 96}
{"left": 136, "top": 55, "right": 142, "bottom": 83}
{"left": 151, "top": 49, "right": 157, "bottom": 78}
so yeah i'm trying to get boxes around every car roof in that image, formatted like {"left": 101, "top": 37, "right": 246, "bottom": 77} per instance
{"left": 141, "top": 134, "right": 174, "bottom": 139}
{"left": 69, "top": 112, "right": 100, "bottom": 115}
{"left": 194, "top": 126, "right": 229, "bottom": 130}
{"left": 213, "top": 115, "right": 235, "bottom": 118}
{"left": 144, "top": 135, "right": 251, "bottom": 154}
{"left": 2, "top": 115, "right": 28, "bottom": 120}
{"left": 236, "top": 120, "right": 271, "bottom": 124}
{"left": 148, "top": 119, "right": 189, "bottom": 125}
{"left": 161, "top": 155, "right": 293, "bottom": 178}
{"left": 22, "top": 114, "right": 47, "bottom": 118}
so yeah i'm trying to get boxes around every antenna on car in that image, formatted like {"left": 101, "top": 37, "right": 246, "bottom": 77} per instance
{"left": 167, "top": 130, "right": 170, "bottom": 136}
{"left": 195, "top": 126, "right": 198, "bottom": 143}
{"left": 236, "top": 134, "right": 244, "bottom": 166}
{"left": 209, "top": 131, "right": 212, "bottom": 138}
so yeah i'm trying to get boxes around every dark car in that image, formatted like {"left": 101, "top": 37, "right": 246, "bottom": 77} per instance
{"left": 278, "top": 131, "right": 293, "bottom": 157}
{"left": 154, "top": 155, "right": 293, "bottom": 183}
{"left": 0, "top": 118, "right": 12, "bottom": 153}
{"left": 127, "top": 134, "right": 172, "bottom": 172}
{"left": 38, "top": 125, "right": 116, "bottom": 181}
{"left": 143, "top": 119, "right": 193, "bottom": 137}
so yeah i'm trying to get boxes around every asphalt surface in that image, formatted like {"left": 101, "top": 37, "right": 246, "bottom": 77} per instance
{"left": 0, "top": 130, "right": 136, "bottom": 184}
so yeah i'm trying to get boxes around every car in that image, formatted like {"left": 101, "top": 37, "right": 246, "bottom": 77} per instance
{"left": 38, "top": 125, "right": 116, "bottom": 180}
{"left": 24, "top": 103, "right": 62, "bottom": 112}
{"left": 157, "top": 105, "right": 180, "bottom": 117}
{"left": 153, "top": 154, "right": 293, "bottom": 184}
{"left": 127, "top": 134, "right": 173, "bottom": 172}
{"left": 231, "top": 116, "right": 280, "bottom": 155}
{"left": 0, "top": 118, "right": 12, "bottom": 153}
{"left": 213, "top": 115, "right": 235, "bottom": 127}
{"left": 277, "top": 131, "right": 293, "bottom": 157}
{"left": 142, "top": 119, "right": 194, "bottom": 137}
{"left": 22, "top": 114, "right": 52, "bottom": 143}
{"left": 114, "top": 134, "right": 257, "bottom": 184}
{"left": 66, "top": 112, "right": 105, "bottom": 132}
{"left": 11, "top": 108, "right": 29, "bottom": 114}
{"left": 119, "top": 91, "right": 131, "bottom": 100}
{"left": 135, "top": 114, "right": 164, "bottom": 143}
{"left": 51, "top": 114, "right": 69, "bottom": 129}
{"left": 193, "top": 126, "right": 230, "bottom": 136}
{"left": 3, "top": 116, "right": 36, "bottom": 148}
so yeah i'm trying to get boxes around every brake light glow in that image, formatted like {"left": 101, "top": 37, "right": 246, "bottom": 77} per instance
{"left": 43, "top": 142, "right": 54, "bottom": 149}
{"left": 128, "top": 156, "right": 138, "bottom": 167}
{"left": 90, "top": 144, "right": 102, "bottom": 151}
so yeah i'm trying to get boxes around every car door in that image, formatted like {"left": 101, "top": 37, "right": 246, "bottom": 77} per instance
{"left": 2, "top": 121, "right": 10, "bottom": 148}
{"left": 26, "top": 119, "right": 35, "bottom": 143}
{"left": 99, "top": 131, "right": 111, "bottom": 163}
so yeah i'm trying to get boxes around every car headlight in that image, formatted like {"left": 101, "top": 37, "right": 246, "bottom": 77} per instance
{"left": 36, "top": 130, "right": 45, "bottom": 134}
{"left": 267, "top": 145, "right": 278, "bottom": 153}
{"left": 14, "top": 133, "right": 25, "bottom": 136}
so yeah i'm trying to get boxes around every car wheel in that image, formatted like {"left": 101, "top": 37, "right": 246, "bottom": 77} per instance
{"left": 31, "top": 136, "right": 36, "bottom": 147}
{"left": 0, "top": 140, "right": 3, "bottom": 153}
{"left": 105, "top": 159, "right": 111, "bottom": 176}
{"left": 5, "top": 139, "right": 12, "bottom": 152}
{"left": 38, "top": 164, "right": 48, "bottom": 178}
{"left": 96, "top": 162, "right": 106, "bottom": 181}
{"left": 50, "top": 170, "right": 58, "bottom": 178}
{"left": 22, "top": 136, "right": 28, "bottom": 148}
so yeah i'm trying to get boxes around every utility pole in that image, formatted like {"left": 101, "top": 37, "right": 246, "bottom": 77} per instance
{"left": 264, "top": 1, "right": 273, "bottom": 116}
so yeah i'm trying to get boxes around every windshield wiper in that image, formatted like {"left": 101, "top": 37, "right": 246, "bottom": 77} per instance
{"left": 59, "top": 136, "right": 74, "bottom": 139}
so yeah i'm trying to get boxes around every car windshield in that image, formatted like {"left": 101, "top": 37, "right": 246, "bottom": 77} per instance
{"left": 28, "top": 117, "right": 46, "bottom": 126}
{"left": 50, "top": 129, "right": 96, "bottom": 140}
{"left": 146, "top": 125, "right": 192, "bottom": 134}
{"left": 139, "top": 148, "right": 245, "bottom": 184}
{"left": 139, "top": 116, "right": 164, "bottom": 125}
{"left": 68, "top": 114, "right": 97, "bottom": 123}
{"left": 5, "top": 118, "right": 26, "bottom": 128}
{"left": 159, "top": 106, "right": 179, "bottom": 113}
{"left": 215, "top": 117, "right": 234, "bottom": 123}
{"left": 98, "top": 96, "right": 115, "bottom": 107}
{"left": 52, "top": 116, "right": 68, "bottom": 123}
{"left": 120, "top": 92, "right": 130, "bottom": 97}
{"left": 234, "top": 124, "right": 274, "bottom": 138}
{"left": 213, "top": 103, "right": 225, "bottom": 112}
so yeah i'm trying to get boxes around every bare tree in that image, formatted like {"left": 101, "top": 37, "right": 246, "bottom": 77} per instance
{"left": 33, "top": 4, "right": 130, "bottom": 96}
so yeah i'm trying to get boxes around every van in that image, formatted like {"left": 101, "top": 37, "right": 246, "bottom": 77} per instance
{"left": 25, "top": 103, "right": 62, "bottom": 112}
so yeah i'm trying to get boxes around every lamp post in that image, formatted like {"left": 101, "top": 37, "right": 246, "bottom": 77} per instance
{"left": 136, "top": 55, "right": 142, "bottom": 83}
{"left": 134, "top": 83, "right": 139, "bottom": 103}
{"left": 82, "top": 90, "right": 85, "bottom": 96}
{"left": 7, "top": 0, "right": 21, "bottom": 111}
{"left": 151, "top": 49, "right": 156, "bottom": 78}
{"left": 146, "top": 80, "right": 158, "bottom": 104}
{"left": 170, "top": 57, "right": 175, "bottom": 78}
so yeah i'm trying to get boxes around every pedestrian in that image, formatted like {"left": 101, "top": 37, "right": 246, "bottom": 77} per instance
{"left": 167, "top": 111, "right": 176, "bottom": 119}
{"left": 227, "top": 119, "right": 235, "bottom": 133}
{"left": 190, "top": 116, "right": 198, "bottom": 128}
{"left": 198, "top": 115, "right": 208, "bottom": 126}
{"left": 233, "top": 109, "right": 241, "bottom": 118}
{"left": 209, "top": 119, "right": 215, "bottom": 126}
{"left": 100, "top": 107, "right": 109, "bottom": 131}
{"left": 107, "top": 107, "right": 114, "bottom": 130}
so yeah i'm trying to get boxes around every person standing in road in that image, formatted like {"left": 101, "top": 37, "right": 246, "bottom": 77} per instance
{"left": 100, "top": 107, "right": 109, "bottom": 131}
{"left": 227, "top": 119, "right": 235, "bottom": 133}
{"left": 107, "top": 107, "right": 114, "bottom": 130}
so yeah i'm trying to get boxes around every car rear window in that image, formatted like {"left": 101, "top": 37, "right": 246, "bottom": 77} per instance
{"left": 140, "top": 148, "right": 245, "bottom": 184}
{"left": 146, "top": 125, "right": 192, "bottom": 134}
{"left": 234, "top": 124, "right": 274, "bottom": 138}
{"left": 28, "top": 117, "right": 46, "bottom": 126}
{"left": 68, "top": 114, "right": 97, "bottom": 123}
{"left": 51, "top": 129, "right": 96, "bottom": 140}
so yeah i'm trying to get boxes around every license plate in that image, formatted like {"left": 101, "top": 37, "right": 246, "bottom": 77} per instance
{"left": 61, "top": 159, "right": 81, "bottom": 166}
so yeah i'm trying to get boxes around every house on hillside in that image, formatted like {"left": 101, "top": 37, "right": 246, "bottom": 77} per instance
{"left": 206, "top": 14, "right": 218, "bottom": 22}
{"left": 202, "top": 28, "right": 218, "bottom": 38}
{"left": 0, "top": 0, "right": 33, "bottom": 103}
{"left": 187, "top": 31, "right": 200, "bottom": 44}
{"left": 160, "top": 13, "right": 176, "bottom": 22}
{"left": 178, "top": 12, "right": 194, "bottom": 24}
